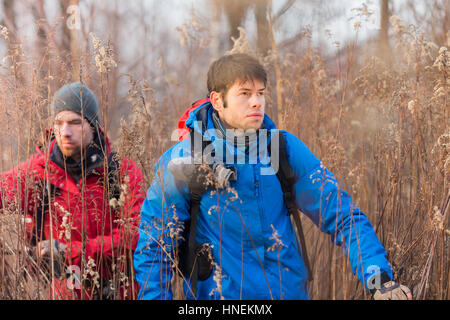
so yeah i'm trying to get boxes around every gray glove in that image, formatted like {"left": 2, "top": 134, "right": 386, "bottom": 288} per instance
{"left": 37, "top": 239, "right": 67, "bottom": 258}
{"left": 168, "top": 157, "right": 236, "bottom": 189}
{"left": 373, "top": 281, "right": 412, "bottom": 300}
{"left": 36, "top": 240, "right": 67, "bottom": 278}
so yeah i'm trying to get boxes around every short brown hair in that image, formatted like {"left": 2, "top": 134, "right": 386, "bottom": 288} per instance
{"left": 207, "top": 53, "right": 267, "bottom": 97}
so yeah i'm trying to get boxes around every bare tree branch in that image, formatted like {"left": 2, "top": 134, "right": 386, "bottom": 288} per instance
{"left": 273, "top": 0, "right": 296, "bottom": 23}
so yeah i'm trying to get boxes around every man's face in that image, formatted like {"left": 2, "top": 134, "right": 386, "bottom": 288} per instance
{"left": 53, "top": 111, "right": 94, "bottom": 162}
{"left": 212, "top": 78, "right": 265, "bottom": 131}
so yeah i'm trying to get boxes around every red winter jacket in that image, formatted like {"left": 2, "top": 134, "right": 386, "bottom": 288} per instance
{"left": 0, "top": 133, "right": 145, "bottom": 299}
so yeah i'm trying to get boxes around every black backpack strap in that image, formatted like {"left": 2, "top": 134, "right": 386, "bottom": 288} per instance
{"left": 272, "top": 130, "right": 313, "bottom": 282}
{"left": 32, "top": 179, "right": 57, "bottom": 245}
{"left": 107, "top": 152, "right": 121, "bottom": 201}
{"left": 179, "top": 129, "right": 213, "bottom": 297}
{"left": 186, "top": 180, "right": 202, "bottom": 296}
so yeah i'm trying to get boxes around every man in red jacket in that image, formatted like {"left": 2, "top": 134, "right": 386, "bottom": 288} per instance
{"left": 0, "top": 82, "right": 145, "bottom": 300}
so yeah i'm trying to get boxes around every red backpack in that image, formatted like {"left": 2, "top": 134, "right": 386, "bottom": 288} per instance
{"left": 177, "top": 98, "right": 210, "bottom": 141}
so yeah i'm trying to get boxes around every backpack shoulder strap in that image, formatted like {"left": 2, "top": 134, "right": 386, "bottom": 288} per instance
{"left": 275, "top": 131, "right": 297, "bottom": 214}
{"left": 273, "top": 130, "right": 313, "bottom": 282}
{"left": 107, "top": 152, "right": 121, "bottom": 200}
{"left": 180, "top": 129, "right": 214, "bottom": 296}
{"left": 33, "top": 179, "right": 57, "bottom": 245}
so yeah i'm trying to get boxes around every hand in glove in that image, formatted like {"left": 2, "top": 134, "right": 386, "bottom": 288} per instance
{"left": 373, "top": 281, "right": 413, "bottom": 300}
{"left": 37, "top": 239, "right": 67, "bottom": 257}
{"left": 36, "top": 240, "right": 67, "bottom": 278}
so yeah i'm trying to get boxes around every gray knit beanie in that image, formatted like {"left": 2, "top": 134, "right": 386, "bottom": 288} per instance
{"left": 52, "top": 82, "right": 100, "bottom": 128}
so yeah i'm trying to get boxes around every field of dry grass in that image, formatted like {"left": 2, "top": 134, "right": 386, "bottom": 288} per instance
{"left": 0, "top": 8, "right": 448, "bottom": 300}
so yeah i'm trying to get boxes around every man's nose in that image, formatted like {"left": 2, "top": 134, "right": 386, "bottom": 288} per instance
{"left": 249, "top": 93, "right": 264, "bottom": 109}
{"left": 59, "top": 123, "right": 72, "bottom": 137}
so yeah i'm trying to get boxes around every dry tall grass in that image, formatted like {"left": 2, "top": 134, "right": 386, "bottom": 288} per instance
{"left": 0, "top": 10, "right": 448, "bottom": 300}
{"left": 277, "top": 17, "right": 449, "bottom": 300}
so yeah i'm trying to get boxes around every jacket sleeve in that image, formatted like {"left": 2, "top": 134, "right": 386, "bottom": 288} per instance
{"left": 133, "top": 143, "right": 191, "bottom": 300}
{"left": 283, "top": 131, "right": 393, "bottom": 290}
{"left": 0, "top": 156, "right": 39, "bottom": 213}
{"left": 69, "top": 158, "right": 146, "bottom": 267}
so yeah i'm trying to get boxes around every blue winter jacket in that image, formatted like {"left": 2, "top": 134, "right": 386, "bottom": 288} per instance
{"left": 134, "top": 102, "right": 393, "bottom": 300}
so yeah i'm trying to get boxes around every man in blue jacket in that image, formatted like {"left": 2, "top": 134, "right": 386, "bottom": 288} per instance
{"left": 134, "top": 53, "right": 412, "bottom": 300}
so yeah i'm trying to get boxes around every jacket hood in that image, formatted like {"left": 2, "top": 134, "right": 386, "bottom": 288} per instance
{"left": 182, "top": 101, "right": 279, "bottom": 167}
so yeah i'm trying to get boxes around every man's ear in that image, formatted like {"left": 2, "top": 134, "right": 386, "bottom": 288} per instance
{"left": 210, "top": 91, "right": 224, "bottom": 113}
{"left": 82, "top": 121, "right": 95, "bottom": 146}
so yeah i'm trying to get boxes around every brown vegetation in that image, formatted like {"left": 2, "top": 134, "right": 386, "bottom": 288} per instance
{"left": 0, "top": 0, "right": 448, "bottom": 299}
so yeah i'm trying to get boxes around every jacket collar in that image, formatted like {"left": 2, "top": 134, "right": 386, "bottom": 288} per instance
{"left": 36, "top": 127, "right": 112, "bottom": 161}
{"left": 34, "top": 128, "right": 112, "bottom": 192}
{"left": 49, "top": 131, "right": 107, "bottom": 184}
{"left": 185, "top": 102, "right": 277, "bottom": 164}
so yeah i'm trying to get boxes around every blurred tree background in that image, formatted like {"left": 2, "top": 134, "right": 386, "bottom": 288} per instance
{"left": 0, "top": 0, "right": 448, "bottom": 300}
{"left": 1, "top": 0, "right": 447, "bottom": 142}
